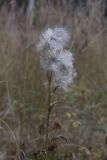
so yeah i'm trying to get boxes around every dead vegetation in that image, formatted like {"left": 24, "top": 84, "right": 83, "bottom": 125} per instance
{"left": 0, "top": 1, "right": 107, "bottom": 160}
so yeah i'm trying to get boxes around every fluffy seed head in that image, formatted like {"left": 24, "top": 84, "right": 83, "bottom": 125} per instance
{"left": 37, "top": 27, "right": 70, "bottom": 51}
{"left": 52, "top": 50, "right": 76, "bottom": 91}
{"left": 37, "top": 27, "right": 76, "bottom": 91}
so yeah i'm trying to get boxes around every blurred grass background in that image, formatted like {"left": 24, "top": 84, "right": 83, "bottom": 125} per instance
{"left": 0, "top": 0, "right": 107, "bottom": 159}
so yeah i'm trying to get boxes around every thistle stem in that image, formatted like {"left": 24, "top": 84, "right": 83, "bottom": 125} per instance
{"left": 45, "top": 71, "right": 52, "bottom": 160}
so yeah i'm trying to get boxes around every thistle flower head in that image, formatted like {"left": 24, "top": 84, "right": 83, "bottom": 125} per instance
{"left": 37, "top": 27, "right": 76, "bottom": 91}
{"left": 57, "top": 50, "right": 74, "bottom": 68}
{"left": 50, "top": 50, "right": 76, "bottom": 91}
{"left": 37, "top": 27, "right": 70, "bottom": 51}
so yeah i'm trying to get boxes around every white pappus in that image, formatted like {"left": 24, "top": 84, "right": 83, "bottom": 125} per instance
{"left": 37, "top": 27, "right": 76, "bottom": 91}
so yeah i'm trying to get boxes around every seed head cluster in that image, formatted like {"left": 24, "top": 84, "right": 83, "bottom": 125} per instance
{"left": 37, "top": 27, "right": 76, "bottom": 91}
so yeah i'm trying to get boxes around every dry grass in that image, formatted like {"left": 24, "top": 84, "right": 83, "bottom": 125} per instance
{"left": 0, "top": 1, "right": 107, "bottom": 160}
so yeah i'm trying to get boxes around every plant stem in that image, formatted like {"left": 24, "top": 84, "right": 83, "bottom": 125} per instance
{"left": 45, "top": 71, "right": 52, "bottom": 160}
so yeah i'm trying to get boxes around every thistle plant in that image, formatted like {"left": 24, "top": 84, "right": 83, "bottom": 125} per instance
{"left": 37, "top": 27, "right": 76, "bottom": 159}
